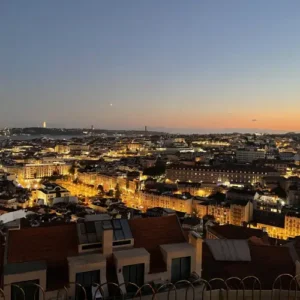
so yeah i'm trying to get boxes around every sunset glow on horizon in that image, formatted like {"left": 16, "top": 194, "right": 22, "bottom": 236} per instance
{"left": 1, "top": 1, "right": 300, "bottom": 133}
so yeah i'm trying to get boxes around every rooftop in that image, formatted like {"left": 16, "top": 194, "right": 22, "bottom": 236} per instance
{"left": 129, "top": 215, "right": 186, "bottom": 273}
{"left": 7, "top": 223, "right": 78, "bottom": 290}
{"left": 208, "top": 224, "right": 267, "bottom": 240}
{"left": 77, "top": 218, "right": 132, "bottom": 245}
{"left": 169, "top": 163, "right": 278, "bottom": 173}
{"left": 202, "top": 240, "right": 295, "bottom": 289}
{"left": 4, "top": 260, "right": 46, "bottom": 276}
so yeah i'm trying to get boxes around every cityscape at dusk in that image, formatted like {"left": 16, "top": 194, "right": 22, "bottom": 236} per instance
{"left": 2, "top": 1, "right": 300, "bottom": 300}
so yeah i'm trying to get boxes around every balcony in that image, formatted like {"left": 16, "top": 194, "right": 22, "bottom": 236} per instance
{"left": 1, "top": 273, "right": 299, "bottom": 300}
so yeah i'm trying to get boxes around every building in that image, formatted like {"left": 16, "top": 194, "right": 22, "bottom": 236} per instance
{"left": 36, "top": 183, "right": 70, "bottom": 205}
{"left": 287, "top": 186, "right": 300, "bottom": 206}
{"left": 279, "top": 151, "right": 296, "bottom": 161}
{"left": 145, "top": 207, "right": 177, "bottom": 217}
{"left": 195, "top": 198, "right": 253, "bottom": 226}
{"left": 69, "top": 144, "right": 90, "bottom": 152}
{"left": 251, "top": 210, "right": 286, "bottom": 240}
{"left": 230, "top": 199, "right": 253, "bottom": 226}
{"left": 206, "top": 224, "right": 269, "bottom": 243}
{"left": 251, "top": 209, "right": 300, "bottom": 240}
{"left": 127, "top": 142, "right": 144, "bottom": 152}
{"left": 236, "top": 148, "right": 266, "bottom": 163}
{"left": 255, "top": 159, "right": 290, "bottom": 175}
{"left": 77, "top": 172, "right": 138, "bottom": 195}
{"left": 4, "top": 162, "right": 71, "bottom": 181}
{"left": 202, "top": 239, "right": 295, "bottom": 289}
{"left": 138, "top": 191, "right": 193, "bottom": 214}
{"left": 176, "top": 182, "right": 209, "bottom": 197}
{"left": 1, "top": 215, "right": 202, "bottom": 299}
{"left": 43, "top": 121, "right": 47, "bottom": 128}
{"left": 54, "top": 144, "right": 70, "bottom": 154}
{"left": 226, "top": 188, "right": 256, "bottom": 202}
{"left": 166, "top": 164, "right": 278, "bottom": 185}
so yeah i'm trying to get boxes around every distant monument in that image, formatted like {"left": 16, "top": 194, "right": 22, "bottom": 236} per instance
{"left": 43, "top": 121, "right": 47, "bottom": 128}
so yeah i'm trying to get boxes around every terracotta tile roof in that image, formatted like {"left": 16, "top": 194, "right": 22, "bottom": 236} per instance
{"left": 129, "top": 215, "right": 186, "bottom": 273}
{"left": 207, "top": 224, "right": 267, "bottom": 241}
{"left": 7, "top": 223, "right": 78, "bottom": 290}
{"left": 202, "top": 241, "right": 295, "bottom": 289}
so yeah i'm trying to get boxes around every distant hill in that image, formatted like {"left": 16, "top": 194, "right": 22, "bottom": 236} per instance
{"left": 9, "top": 127, "right": 166, "bottom": 136}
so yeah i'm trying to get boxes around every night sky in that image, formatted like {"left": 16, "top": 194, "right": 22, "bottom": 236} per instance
{"left": 1, "top": 1, "right": 300, "bottom": 133}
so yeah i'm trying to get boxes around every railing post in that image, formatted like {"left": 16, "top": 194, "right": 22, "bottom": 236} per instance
{"left": 92, "top": 283, "right": 105, "bottom": 300}
{"left": 9, "top": 285, "right": 25, "bottom": 300}
{"left": 156, "top": 283, "right": 177, "bottom": 300}
{"left": 0, "top": 288, "right": 6, "bottom": 300}
{"left": 67, "top": 282, "right": 87, "bottom": 300}
{"left": 56, "top": 287, "right": 69, "bottom": 300}
{"left": 119, "top": 282, "right": 140, "bottom": 299}
{"left": 225, "top": 277, "right": 244, "bottom": 300}
{"left": 288, "top": 274, "right": 300, "bottom": 300}
{"left": 27, "top": 282, "right": 45, "bottom": 300}
{"left": 242, "top": 276, "right": 262, "bottom": 300}
{"left": 134, "top": 283, "right": 157, "bottom": 300}
{"left": 271, "top": 274, "right": 293, "bottom": 300}
{"left": 209, "top": 278, "right": 228, "bottom": 300}
{"left": 192, "top": 278, "right": 212, "bottom": 300}
{"left": 174, "top": 280, "right": 195, "bottom": 300}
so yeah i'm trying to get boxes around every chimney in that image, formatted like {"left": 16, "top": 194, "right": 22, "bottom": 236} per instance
{"left": 102, "top": 228, "right": 113, "bottom": 255}
{"left": 189, "top": 231, "right": 203, "bottom": 277}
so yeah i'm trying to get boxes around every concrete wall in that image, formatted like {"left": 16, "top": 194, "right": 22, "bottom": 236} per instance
{"left": 3, "top": 269, "right": 46, "bottom": 300}
{"left": 113, "top": 248, "right": 151, "bottom": 294}
{"left": 68, "top": 254, "right": 107, "bottom": 298}
{"left": 160, "top": 243, "right": 196, "bottom": 282}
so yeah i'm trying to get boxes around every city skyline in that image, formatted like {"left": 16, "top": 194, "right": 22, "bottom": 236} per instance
{"left": 2, "top": 1, "right": 300, "bottom": 132}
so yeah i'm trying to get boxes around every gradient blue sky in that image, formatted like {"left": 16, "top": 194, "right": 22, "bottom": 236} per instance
{"left": 1, "top": 1, "right": 300, "bottom": 132}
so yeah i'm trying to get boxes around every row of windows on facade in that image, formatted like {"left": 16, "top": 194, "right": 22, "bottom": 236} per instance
{"left": 172, "top": 169, "right": 269, "bottom": 175}
{"left": 174, "top": 171, "right": 263, "bottom": 177}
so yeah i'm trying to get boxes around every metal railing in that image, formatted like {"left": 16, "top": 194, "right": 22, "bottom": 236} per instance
{"left": 2, "top": 274, "right": 300, "bottom": 300}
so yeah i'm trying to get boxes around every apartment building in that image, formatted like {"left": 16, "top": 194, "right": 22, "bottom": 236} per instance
{"left": 36, "top": 183, "right": 70, "bottom": 205}
{"left": 236, "top": 148, "right": 266, "bottom": 163}
{"left": 251, "top": 213, "right": 300, "bottom": 240}
{"left": 255, "top": 159, "right": 290, "bottom": 175}
{"left": 251, "top": 210, "right": 286, "bottom": 240}
{"left": 230, "top": 199, "right": 253, "bottom": 226}
{"left": 1, "top": 215, "right": 201, "bottom": 300}
{"left": 138, "top": 191, "right": 193, "bottom": 214}
{"left": 69, "top": 144, "right": 90, "bottom": 152}
{"left": 207, "top": 203, "right": 230, "bottom": 225}
{"left": 176, "top": 182, "right": 210, "bottom": 197}
{"left": 4, "top": 162, "right": 71, "bottom": 181}
{"left": 206, "top": 224, "right": 269, "bottom": 243}
{"left": 77, "top": 172, "right": 138, "bottom": 194}
{"left": 166, "top": 164, "right": 278, "bottom": 185}
{"left": 54, "top": 144, "right": 70, "bottom": 154}
{"left": 195, "top": 199, "right": 253, "bottom": 226}
{"left": 226, "top": 188, "right": 256, "bottom": 202}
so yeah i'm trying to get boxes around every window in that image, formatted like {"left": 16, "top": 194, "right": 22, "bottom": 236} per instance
{"left": 113, "top": 240, "right": 131, "bottom": 247}
{"left": 123, "top": 264, "right": 144, "bottom": 293}
{"left": 11, "top": 280, "right": 40, "bottom": 300}
{"left": 171, "top": 256, "right": 191, "bottom": 283}
{"left": 82, "top": 243, "right": 102, "bottom": 250}
{"left": 76, "top": 270, "right": 100, "bottom": 300}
